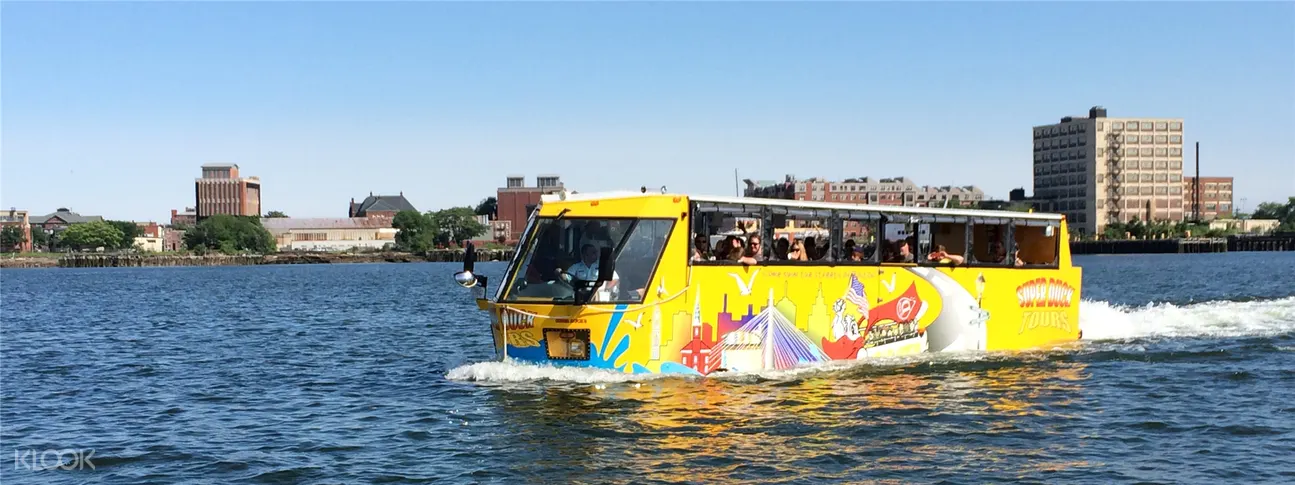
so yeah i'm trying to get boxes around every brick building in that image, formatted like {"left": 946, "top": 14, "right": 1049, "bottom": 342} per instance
{"left": 195, "top": 163, "right": 261, "bottom": 220}
{"left": 170, "top": 207, "right": 197, "bottom": 227}
{"left": 743, "top": 175, "right": 984, "bottom": 208}
{"left": 0, "top": 209, "right": 33, "bottom": 252}
{"left": 497, "top": 175, "right": 564, "bottom": 243}
{"left": 30, "top": 208, "right": 104, "bottom": 238}
{"left": 348, "top": 192, "right": 418, "bottom": 223}
{"left": 1183, "top": 176, "right": 1234, "bottom": 221}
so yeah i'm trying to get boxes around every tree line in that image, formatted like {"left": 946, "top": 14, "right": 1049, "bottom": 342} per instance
{"left": 391, "top": 207, "right": 489, "bottom": 253}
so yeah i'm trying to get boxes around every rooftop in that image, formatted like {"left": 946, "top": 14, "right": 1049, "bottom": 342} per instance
{"left": 262, "top": 217, "right": 394, "bottom": 233}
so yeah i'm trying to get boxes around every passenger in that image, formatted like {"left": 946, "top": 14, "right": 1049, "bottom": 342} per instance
{"left": 850, "top": 246, "right": 864, "bottom": 262}
{"left": 843, "top": 239, "right": 856, "bottom": 259}
{"left": 724, "top": 236, "right": 744, "bottom": 262}
{"left": 787, "top": 238, "right": 808, "bottom": 261}
{"left": 773, "top": 237, "right": 790, "bottom": 261}
{"left": 803, "top": 237, "right": 817, "bottom": 260}
{"left": 741, "top": 235, "right": 765, "bottom": 264}
{"left": 692, "top": 235, "right": 712, "bottom": 262}
{"left": 889, "top": 240, "right": 915, "bottom": 263}
{"left": 926, "top": 244, "right": 965, "bottom": 265}
{"left": 987, "top": 241, "right": 1007, "bottom": 263}
{"left": 1013, "top": 249, "right": 1025, "bottom": 267}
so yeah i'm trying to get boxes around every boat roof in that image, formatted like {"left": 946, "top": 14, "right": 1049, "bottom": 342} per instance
{"left": 540, "top": 191, "right": 1062, "bottom": 221}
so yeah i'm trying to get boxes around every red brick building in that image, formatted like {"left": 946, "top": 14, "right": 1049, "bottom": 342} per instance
{"left": 0, "top": 209, "right": 32, "bottom": 252}
{"left": 195, "top": 164, "right": 261, "bottom": 221}
{"left": 1183, "top": 176, "right": 1234, "bottom": 221}
{"left": 170, "top": 207, "right": 197, "bottom": 227}
{"left": 497, "top": 175, "right": 564, "bottom": 243}
{"left": 348, "top": 192, "right": 418, "bottom": 224}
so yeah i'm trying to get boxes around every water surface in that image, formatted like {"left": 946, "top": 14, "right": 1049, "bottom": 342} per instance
{"left": 3, "top": 253, "right": 1293, "bottom": 484}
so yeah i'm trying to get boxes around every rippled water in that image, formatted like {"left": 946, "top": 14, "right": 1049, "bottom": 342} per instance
{"left": 3, "top": 253, "right": 1294, "bottom": 484}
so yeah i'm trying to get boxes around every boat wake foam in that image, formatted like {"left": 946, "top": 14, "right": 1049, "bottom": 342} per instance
{"left": 445, "top": 297, "right": 1295, "bottom": 384}
{"left": 1078, "top": 296, "right": 1295, "bottom": 341}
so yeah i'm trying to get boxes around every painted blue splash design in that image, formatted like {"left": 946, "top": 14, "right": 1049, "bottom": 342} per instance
{"left": 588, "top": 304, "right": 631, "bottom": 371}
{"left": 657, "top": 362, "right": 702, "bottom": 376}
{"left": 504, "top": 304, "right": 635, "bottom": 372}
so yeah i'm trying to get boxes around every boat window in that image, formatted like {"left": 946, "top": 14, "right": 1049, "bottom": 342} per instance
{"left": 919, "top": 215, "right": 969, "bottom": 266}
{"left": 768, "top": 206, "right": 833, "bottom": 263}
{"left": 1013, "top": 220, "right": 1060, "bottom": 267}
{"left": 970, "top": 218, "right": 1010, "bottom": 265}
{"left": 691, "top": 201, "right": 766, "bottom": 264}
{"left": 837, "top": 209, "right": 881, "bottom": 264}
{"left": 501, "top": 217, "right": 675, "bottom": 304}
{"left": 881, "top": 215, "right": 921, "bottom": 264}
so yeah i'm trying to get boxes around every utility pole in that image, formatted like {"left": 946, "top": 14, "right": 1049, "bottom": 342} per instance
{"left": 1193, "top": 142, "right": 1201, "bottom": 223}
{"left": 734, "top": 169, "right": 739, "bottom": 197}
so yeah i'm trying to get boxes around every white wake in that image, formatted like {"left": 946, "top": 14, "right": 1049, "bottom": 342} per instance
{"left": 1078, "top": 296, "right": 1295, "bottom": 341}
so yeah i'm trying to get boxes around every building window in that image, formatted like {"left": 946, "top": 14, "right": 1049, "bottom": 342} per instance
{"left": 1170, "top": 122, "right": 1182, "bottom": 131}
{"left": 1171, "top": 147, "right": 1182, "bottom": 156}
{"left": 1140, "top": 122, "right": 1153, "bottom": 130}
{"left": 1170, "top": 135, "right": 1182, "bottom": 143}
{"left": 1126, "top": 121, "right": 1139, "bottom": 131}
{"left": 1171, "top": 186, "right": 1182, "bottom": 195}
{"left": 1124, "top": 135, "right": 1136, "bottom": 144}
{"left": 1154, "top": 160, "right": 1168, "bottom": 169}
{"left": 1141, "top": 174, "right": 1153, "bottom": 183}
{"left": 1155, "top": 135, "right": 1167, "bottom": 144}
{"left": 1155, "top": 148, "right": 1168, "bottom": 156}
{"left": 1112, "top": 122, "right": 1124, "bottom": 131}
{"left": 1170, "top": 174, "right": 1182, "bottom": 182}
{"left": 1155, "top": 173, "right": 1167, "bottom": 182}
{"left": 1140, "top": 148, "right": 1153, "bottom": 156}
{"left": 1141, "top": 135, "right": 1153, "bottom": 143}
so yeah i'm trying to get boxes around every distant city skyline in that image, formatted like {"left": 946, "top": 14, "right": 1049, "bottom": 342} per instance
{"left": 2, "top": 2, "right": 1292, "bottom": 222}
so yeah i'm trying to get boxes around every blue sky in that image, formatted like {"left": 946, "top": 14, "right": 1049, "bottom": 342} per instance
{"left": 3, "top": 2, "right": 1292, "bottom": 221}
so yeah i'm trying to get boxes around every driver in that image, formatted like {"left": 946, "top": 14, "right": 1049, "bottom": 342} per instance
{"left": 565, "top": 243, "right": 620, "bottom": 294}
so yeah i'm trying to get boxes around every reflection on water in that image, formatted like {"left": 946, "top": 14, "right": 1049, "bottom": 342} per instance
{"left": 483, "top": 356, "right": 1097, "bottom": 482}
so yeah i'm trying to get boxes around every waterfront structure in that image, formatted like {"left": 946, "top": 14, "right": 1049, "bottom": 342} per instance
{"left": 743, "top": 176, "right": 985, "bottom": 208}
{"left": 469, "top": 215, "right": 512, "bottom": 244}
{"left": 261, "top": 217, "right": 397, "bottom": 252}
{"left": 170, "top": 207, "right": 197, "bottom": 227}
{"left": 1032, "top": 106, "right": 1186, "bottom": 236}
{"left": 0, "top": 209, "right": 33, "bottom": 252}
{"left": 30, "top": 208, "right": 104, "bottom": 239}
{"left": 348, "top": 192, "right": 418, "bottom": 222}
{"left": 497, "top": 175, "right": 563, "bottom": 243}
{"left": 195, "top": 164, "right": 261, "bottom": 220}
{"left": 1183, "top": 176, "right": 1234, "bottom": 221}
{"left": 1210, "top": 218, "right": 1278, "bottom": 235}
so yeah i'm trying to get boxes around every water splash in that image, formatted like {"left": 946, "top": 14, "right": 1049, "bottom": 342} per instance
{"left": 1078, "top": 296, "right": 1295, "bottom": 341}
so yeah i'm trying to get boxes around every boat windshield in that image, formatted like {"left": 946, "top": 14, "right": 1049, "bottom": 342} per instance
{"left": 501, "top": 217, "right": 675, "bottom": 304}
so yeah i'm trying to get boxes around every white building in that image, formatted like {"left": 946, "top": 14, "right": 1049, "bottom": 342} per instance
{"left": 262, "top": 218, "right": 398, "bottom": 252}
{"left": 1033, "top": 106, "right": 1186, "bottom": 236}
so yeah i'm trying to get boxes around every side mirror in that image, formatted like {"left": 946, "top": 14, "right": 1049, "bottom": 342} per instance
{"left": 453, "top": 241, "right": 487, "bottom": 293}
{"left": 464, "top": 241, "right": 477, "bottom": 273}
{"left": 598, "top": 246, "right": 615, "bottom": 282}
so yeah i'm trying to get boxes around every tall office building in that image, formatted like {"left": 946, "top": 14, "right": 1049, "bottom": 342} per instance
{"left": 195, "top": 163, "right": 262, "bottom": 220}
{"left": 1032, "top": 106, "right": 1185, "bottom": 236}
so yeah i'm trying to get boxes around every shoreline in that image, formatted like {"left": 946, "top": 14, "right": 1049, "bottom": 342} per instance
{"left": 0, "top": 249, "right": 515, "bottom": 269}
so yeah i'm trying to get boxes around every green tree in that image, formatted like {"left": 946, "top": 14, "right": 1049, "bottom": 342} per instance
{"left": 474, "top": 197, "right": 497, "bottom": 218}
{"left": 59, "top": 221, "right": 125, "bottom": 250}
{"left": 1, "top": 226, "right": 25, "bottom": 252}
{"left": 1252, "top": 197, "right": 1295, "bottom": 232}
{"left": 30, "top": 227, "right": 49, "bottom": 250}
{"left": 265, "top": 211, "right": 288, "bottom": 218}
{"left": 392, "top": 210, "right": 433, "bottom": 253}
{"left": 106, "top": 220, "right": 142, "bottom": 250}
{"left": 429, "top": 207, "right": 487, "bottom": 247}
{"left": 183, "top": 215, "right": 276, "bottom": 254}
